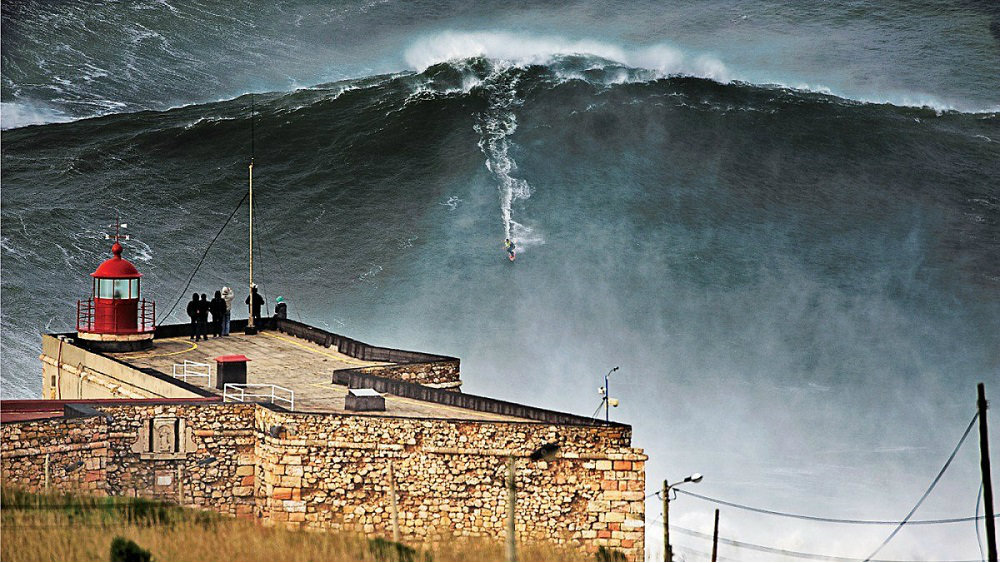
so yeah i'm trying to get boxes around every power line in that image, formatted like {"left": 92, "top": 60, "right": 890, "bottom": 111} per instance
{"left": 673, "top": 488, "right": 997, "bottom": 526}
{"left": 978, "top": 482, "right": 986, "bottom": 562}
{"left": 654, "top": 518, "right": 982, "bottom": 563}
{"left": 162, "top": 191, "right": 250, "bottom": 322}
{"left": 672, "top": 542, "right": 737, "bottom": 562}
{"left": 669, "top": 523, "right": 866, "bottom": 562}
{"left": 864, "top": 412, "right": 980, "bottom": 561}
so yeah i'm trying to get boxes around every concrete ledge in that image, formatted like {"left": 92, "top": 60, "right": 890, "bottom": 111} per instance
{"left": 333, "top": 370, "right": 626, "bottom": 428}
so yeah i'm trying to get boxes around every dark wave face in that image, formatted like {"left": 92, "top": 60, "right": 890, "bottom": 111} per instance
{"left": 3, "top": 0, "right": 1000, "bottom": 128}
{"left": 3, "top": 3, "right": 1000, "bottom": 560}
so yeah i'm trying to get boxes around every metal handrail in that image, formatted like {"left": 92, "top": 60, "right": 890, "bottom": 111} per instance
{"left": 140, "top": 300, "right": 156, "bottom": 331}
{"left": 76, "top": 298, "right": 156, "bottom": 333}
{"left": 172, "top": 360, "right": 211, "bottom": 383}
{"left": 223, "top": 383, "right": 294, "bottom": 410}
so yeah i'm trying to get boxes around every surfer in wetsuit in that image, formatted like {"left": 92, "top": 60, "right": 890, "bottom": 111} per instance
{"left": 504, "top": 238, "right": 516, "bottom": 261}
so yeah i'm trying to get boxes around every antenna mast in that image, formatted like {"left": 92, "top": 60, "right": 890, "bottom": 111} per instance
{"left": 246, "top": 94, "right": 257, "bottom": 333}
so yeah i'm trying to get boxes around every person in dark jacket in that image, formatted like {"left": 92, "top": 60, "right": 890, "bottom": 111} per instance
{"left": 273, "top": 296, "right": 287, "bottom": 320}
{"left": 186, "top": 293, "right": 201, "bottom": 340}
{"left": 245, "top": 285, "right": 264, "bottom": 324}
{"left": 209, "top": 290, "right": 226, "bottom": 338}
{"left": 196, "top": 293, "right": 210, "bottom": 341}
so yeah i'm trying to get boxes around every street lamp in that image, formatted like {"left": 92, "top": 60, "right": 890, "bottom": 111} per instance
{"left": 506, "top": 443, "right": 561, "bottom": 562}
{"left": 599, "top": 366, "right": 620, "bottom": 422}
{"left": 662, "top": 473, "right": 703, "bottom": 562}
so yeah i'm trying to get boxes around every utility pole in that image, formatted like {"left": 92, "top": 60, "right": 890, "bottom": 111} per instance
{"left": 978, "top": 382, "right": 997, "bottom": 562}
{"left": 388, "top": 461, "right": 400, "bottom": 543}
{"left": 661, "top": 473, "right": 702, "bottom": 562}
{"left": 663, "top": 479, "right": 671, "bottom": 562}
{"left": 711, "top": 508, "right": 720, "bottom": 562}
{"left": 506, "top": 456, "right": 517, "bottom": 562}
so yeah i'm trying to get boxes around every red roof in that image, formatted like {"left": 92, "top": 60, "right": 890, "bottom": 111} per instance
{"left": 215, "top": 355, "right": 251, "bottom": 363}
{"left": 1, "top": 398, "right": 222, "bottom": 423}
{"left": 91, "top": 241, "right": 142, "bottom": 279}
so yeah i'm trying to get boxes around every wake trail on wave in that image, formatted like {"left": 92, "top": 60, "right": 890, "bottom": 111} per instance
{"left": 473, "top": 65, "right": 544, "bottom": 253}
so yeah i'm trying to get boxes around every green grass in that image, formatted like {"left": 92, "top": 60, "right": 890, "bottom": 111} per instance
{"left": 1, "top": 486, "right": 591, "bottom": 561}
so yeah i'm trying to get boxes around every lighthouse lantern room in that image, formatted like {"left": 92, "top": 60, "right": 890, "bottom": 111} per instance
{"left": 76, "top": 229, "right": 155, "bottom": 352}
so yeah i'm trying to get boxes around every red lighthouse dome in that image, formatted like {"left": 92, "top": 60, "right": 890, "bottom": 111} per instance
{"left": 76, "top": 238, "right": 156, "bottom": 351}
{"left": 92, "top": 241, "right": 141, "bottom": 279}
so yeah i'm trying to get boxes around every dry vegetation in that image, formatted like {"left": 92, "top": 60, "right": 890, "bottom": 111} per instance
{"left": 0, "top": 487, "right": 596, "bottom": 562}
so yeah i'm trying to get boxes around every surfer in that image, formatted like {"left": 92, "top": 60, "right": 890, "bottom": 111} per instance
{"left": 504, "top": 238, "right": 516, "bottom": 261}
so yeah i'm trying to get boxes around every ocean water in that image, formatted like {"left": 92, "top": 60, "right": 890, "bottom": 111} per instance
{"left": 2, "top": 1, "right": 999, "bottom": 560}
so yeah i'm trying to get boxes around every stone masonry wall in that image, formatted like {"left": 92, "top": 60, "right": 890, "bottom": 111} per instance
{"left": 1, "top": 417, "right": 110, "bottom": 494}
{"left": 97, "top": 403, "right": 257, "bottom": 517}
{"left": 2, "top": 403, "right": 646, "bottom": 560}
{"left": 2, "top": 403, "right": 257, "bottom": 518}
{"left": 348, "top": 360, "right": 462, "bottom": 389}
{"left": 254, "top": 409, "right": 646, "bottom": 559}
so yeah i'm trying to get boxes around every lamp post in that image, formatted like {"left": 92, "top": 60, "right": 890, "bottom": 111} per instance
{"left": 600, "top": 366, "right": 620, "bottom": 422}
{"left": 662, "top": 473, "right": 703, "bottom": 562}
{"left": 505, "top": 443, "right": 561, "bottom": 562}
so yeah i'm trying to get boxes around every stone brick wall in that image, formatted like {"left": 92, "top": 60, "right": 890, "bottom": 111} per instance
{"left": 97, "top": 403, "right": 257, "bottom": 517}
{"left": 254, "top": 409, "right": 646, "bottom": 559}
{"left": 1, "top": 417, "right": 109, "bottom": 494}
{"left": 2, "top": 403, "right": 646, "bottom": 560}
{"left": 347, "top": 360, "right": 462, "bottom": 389}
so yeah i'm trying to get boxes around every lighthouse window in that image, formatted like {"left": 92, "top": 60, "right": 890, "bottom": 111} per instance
{"left": 130, "top": 279, "right": 140, "bottom": 298}
{"left": 113, "top": 279, "right": 129, "bottom": 299}
{"left": 97, "top": 279, "right": 115, "bottom": 299}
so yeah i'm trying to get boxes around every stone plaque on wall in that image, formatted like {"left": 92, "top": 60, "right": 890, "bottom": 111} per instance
{"left": 155, "top": 472, "right": 173, "bottom": 487}
{"left": 131, "top": 416, "right": 197, "bottom": 460}
{"left": 152, "top": 418, "right": 177, "bottom": 454}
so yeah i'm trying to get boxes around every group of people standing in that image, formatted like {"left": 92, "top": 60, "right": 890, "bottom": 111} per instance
{"left": 187, "top": 287, "right": 235, "bottom": 341}
{"left": 188, "top": 285, "right": 288, "bottom": 341}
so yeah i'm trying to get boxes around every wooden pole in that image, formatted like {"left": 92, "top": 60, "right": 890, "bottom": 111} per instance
{"left": 506, "top": 456, "right": 517, "bottom": 562}
{"left": 979, "top": 383, "right": 997, "bottom": 562}
{"left": 44, "top": 454, "right": 50, "bottom": 492}
{"left": 663, "top": 480, "right": 671, "bottom": 562}
{"left": 711, "top": 508, "right": 720, "bottom": 562}
{"left": 177, "top": 465, "right": 183, "bottom": 505}
{"left": 389, "top": 461, "right": 401, "bottom": 543}
{"left": 247, "top": 159, "right": 255, "bottom": 330}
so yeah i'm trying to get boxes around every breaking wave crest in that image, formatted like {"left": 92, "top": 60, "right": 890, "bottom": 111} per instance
{"left": 403, "top": 30, "right": 997, "bottom": 114}
{"left": 406, "top": 31, "right": 731, "bottom": 83}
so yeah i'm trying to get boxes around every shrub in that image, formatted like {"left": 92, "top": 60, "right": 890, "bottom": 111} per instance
{"left": 109, "top": 537, "right": 152, "bottom": 562}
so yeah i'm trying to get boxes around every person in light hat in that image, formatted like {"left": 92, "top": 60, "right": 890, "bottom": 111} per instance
{"left": 220, "top": 286, "right": 234, "bottom": 336}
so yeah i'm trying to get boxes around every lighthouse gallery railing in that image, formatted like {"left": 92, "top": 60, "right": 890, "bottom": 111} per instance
{"left": 77, "top": 298, "right": 156, "bottom": 334}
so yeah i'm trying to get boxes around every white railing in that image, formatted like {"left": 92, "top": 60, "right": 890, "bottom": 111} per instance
{"left": 172, "top": 360, "right": 211, "bottom": 383}
{"left": 223, "top": 383, "right": 295, "bottom": 410}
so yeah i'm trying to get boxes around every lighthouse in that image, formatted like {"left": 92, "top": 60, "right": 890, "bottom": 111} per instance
{"left": 76, "top": 232, "right": 156, "bottom": 352}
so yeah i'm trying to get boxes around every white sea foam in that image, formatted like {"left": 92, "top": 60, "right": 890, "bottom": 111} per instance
{"left": 405, "top": 31, "right": 731, "bottom": 84}
{"left": 0, "top": 102, "right": 74, "bottom": 130}
{"left": 405, "top": 30, "right": 1000, "bottom": 113}
{"left": 439, "top": 196, "right": 463, "bottom": 210}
